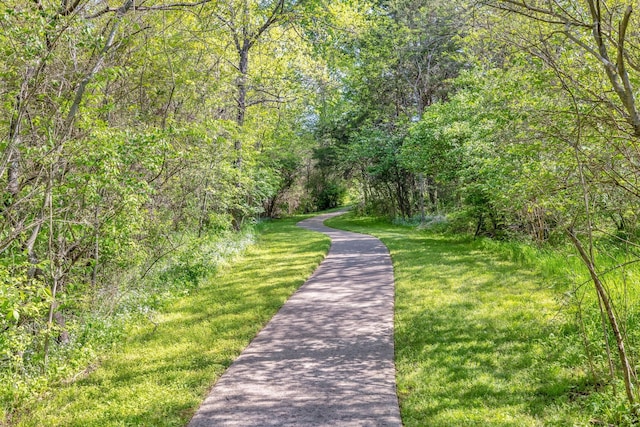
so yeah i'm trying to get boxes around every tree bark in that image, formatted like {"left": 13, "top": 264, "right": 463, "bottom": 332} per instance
{"left": 567, "top": 228, "right": 638, "bottom": 409}
{"left": 234, "top": 45, "right": 249, "bottom": 167}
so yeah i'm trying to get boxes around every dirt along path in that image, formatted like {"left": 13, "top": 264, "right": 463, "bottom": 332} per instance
{"left": 188, "top": 210, "right": 401, "bottom": 426}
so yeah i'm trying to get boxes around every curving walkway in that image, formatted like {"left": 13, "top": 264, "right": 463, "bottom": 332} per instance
{"left": 188, "top": 210, "right": 401, "bottom": 426}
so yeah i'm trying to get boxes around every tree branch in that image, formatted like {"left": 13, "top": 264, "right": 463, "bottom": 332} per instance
{"left": 483, "top": 0, "right": 591, "bottom": 28}
{"left": 616, "top": 6, "right": 640, "bottom": 135}
{"left": 86, "top": 0, "right": 210, "bottom": 19}
{"left": 59, "top": 0, "right": 84, "bottom": 16}
{"left": 248, "top": 0, "right": 285, "bottom": 48}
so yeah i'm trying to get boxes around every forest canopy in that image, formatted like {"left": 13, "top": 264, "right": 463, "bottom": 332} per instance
{"left": 2, "top": 0, "right": 640, "bottom": 424}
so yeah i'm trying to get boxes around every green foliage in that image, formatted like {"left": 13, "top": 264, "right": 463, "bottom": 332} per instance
{"left": 1, "top": 0, "right": 327, "bottom": 419}
{"left": 0, "top": 259, "right": 50, "bottom": 402}
{"left": 11, "top": 216, "right": 329, "bottom": 427}
{"left": 303, "top": 0, "right": 470, "bottom": 219}
{"left": 346, "top": 125, "right": 414, "bottom": 217}
{"left": 402, "top": 104, "right": 465, "bottom": 181}
{"left": 326, "top": 213, "right": 640, "bottom": 426}
{"left": 312, "top": 180, "right": 346, "bottom": 210}
{"left": 4, "top": 0, "right": 640, "bottom": 423}
{"left": 0, "top": 227, "right": 252, "bottom": 420}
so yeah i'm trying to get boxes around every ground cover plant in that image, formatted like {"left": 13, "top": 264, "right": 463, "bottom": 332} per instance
{"left": 326, "top": 213, "right": 624, "bottom": 426}
{"left": 4, "top": 0, "right": 640, "bottom": 424}
{"left": 8, "top": 216, "right": 329, "bottom": 427}
{"left": 1, "top": 225, "right": 257, "bottom": 422}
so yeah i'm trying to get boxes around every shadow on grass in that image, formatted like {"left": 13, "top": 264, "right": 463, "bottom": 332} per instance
{"left": 18, "top": 218, "right": 330, "bottom": 427}
{"left": 188, "top": 215, "right": 400, "bottom": 425}
{"left": 326, "top": 215, "right": 589, "bottom": 426}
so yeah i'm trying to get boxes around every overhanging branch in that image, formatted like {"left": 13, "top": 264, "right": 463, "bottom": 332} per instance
{"left": 86, "top": 0, "right": 211, "bottom": 19}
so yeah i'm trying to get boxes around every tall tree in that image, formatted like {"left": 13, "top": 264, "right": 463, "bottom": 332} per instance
{"left": 468, "top": 0, "right": 640, "bottom": 412}
{"left": 208, "top": 0, "right": 301, "bottom": 166}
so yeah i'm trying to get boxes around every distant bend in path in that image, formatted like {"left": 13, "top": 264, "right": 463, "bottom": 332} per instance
{"left": 188, "top": 210, "right": 401, "bottom": 426}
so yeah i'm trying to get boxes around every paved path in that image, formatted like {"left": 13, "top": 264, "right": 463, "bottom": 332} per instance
{"left": 188, "top": 211, "right": 401, "bottom": 426}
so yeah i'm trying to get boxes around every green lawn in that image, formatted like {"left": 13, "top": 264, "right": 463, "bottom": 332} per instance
{"left": 325, "top": 213, "right": 591, "bottom": 426}
{"left": 13, "top": 216, "right": 330, "bottom": 427}
{"left": 13, "top": 212, "right": 617, "bottom": 426}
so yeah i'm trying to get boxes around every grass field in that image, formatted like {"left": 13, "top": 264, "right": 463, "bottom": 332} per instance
{"left": 325, "top": 213, "right": 593, "bottom": 426}
{"left": 12, "top": 216, "right": 330, "bottom": 427}
{"left": 12, "top": 210, "right": 635, "bottom": 426}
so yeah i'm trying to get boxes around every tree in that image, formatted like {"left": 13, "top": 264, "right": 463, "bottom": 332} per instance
{"left": 206, "top": 0, "right": 301, "bottom": 166}
{"left": 303, "top": 0, "right": 469, "bottom": 217}
{"left": 468, "top": 0, "right": 640, "bottom": 413}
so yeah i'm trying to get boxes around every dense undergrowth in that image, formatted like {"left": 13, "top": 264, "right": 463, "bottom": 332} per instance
{"left": 2, "top": 226, "right": 255, "bottom": 422}
{"left": 4, "top": 216, "right": 330, "bottom": 426}
{"left": 6, "top": 209, "right": 640, "bottom": 426}
{"left": 326, "top": 213, "right": 640, "bottom": 426}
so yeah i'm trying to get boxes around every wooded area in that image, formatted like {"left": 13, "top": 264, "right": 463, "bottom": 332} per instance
{"left": 2, "top": 0, "right": 640, "bottom": 424}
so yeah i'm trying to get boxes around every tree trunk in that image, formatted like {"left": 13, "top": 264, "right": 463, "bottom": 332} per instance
{"left": 567, "top": 229, "right": 638, "bottom": 410}
{"left": 418, "top": 173, "right": 426, "bottom": 223}
{"left": 234, "top": 45, "right": 249, "bottom": 168}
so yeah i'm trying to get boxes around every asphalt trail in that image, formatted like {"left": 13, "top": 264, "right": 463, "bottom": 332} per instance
{"left": 188, "top": 211, "right": 401, "bottom": 426}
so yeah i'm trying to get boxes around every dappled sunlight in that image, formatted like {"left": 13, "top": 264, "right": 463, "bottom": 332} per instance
{"left": 395, "top": 238, "right": 578, "bottom": 425}
{"left": 326, "top": 214, "right": 586, "bottom": 426}
{"left": 20, "top": 218, "right": 331, "bottom": 427}
{"left": 189, "top": 211, "right": 400, "bottom": 426}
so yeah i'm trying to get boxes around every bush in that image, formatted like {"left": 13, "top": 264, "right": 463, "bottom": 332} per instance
{"left": 0, "top": 227, "right": 256, "bottom": 422}
{"left": 314, "top": 182, "right": 346, "bottom": 210}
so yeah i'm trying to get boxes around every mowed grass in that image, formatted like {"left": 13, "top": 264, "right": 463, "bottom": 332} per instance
{"left": 14, "top": 216, "right": 330, "bottom": 427}
{"left": 326, "top": 213, "right": 591, "bottom": 426}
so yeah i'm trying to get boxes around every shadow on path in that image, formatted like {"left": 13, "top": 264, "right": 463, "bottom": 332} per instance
{"left": 188, "top": 211, "right": 401, "bottom": 426}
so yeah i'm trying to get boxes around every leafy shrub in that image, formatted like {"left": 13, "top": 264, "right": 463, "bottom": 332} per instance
{"left": 314, "top": 181, "right": 346, "bottom": 210}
